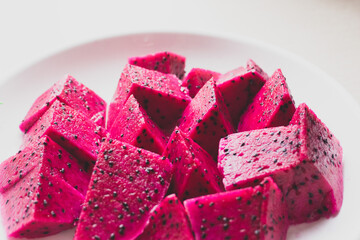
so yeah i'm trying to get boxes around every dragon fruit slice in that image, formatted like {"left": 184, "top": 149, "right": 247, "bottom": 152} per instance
{"left": 178, "top": 79, "right": 234, "bottom": 160}
{"left": 237, "top": 69, "right": 295, "bottom": 132}
{"left": 107, "top": 64, "right": 191, "bottom": 132}
{"left": 181, "top": 68, "right": 220, "bottom": 98}
{"left": 163, "top": 127, "right": 224, "bottom": 200}
{"left": 20, "top": 75, "right": 106, "bottom": 132}
{"left": 216, "top": 59, "right": 267, "bottom": 127}
{"left": 109, "top": 95, "right": 167, "bottom": 154}
{"left": 184, "top": 177, "right": 288, "bottom": 240}
{"left": 74, "top": 139, "right": 173, "bottom": 240}
{"left": 247, "top": 59, "right": 269, "bottom": 81}
{"left": 137, "top": 194, "right": 194, "bottom": 240}
{"left": 23, "top": 100, "right": 103, "bottom": 164}
{"left": 218, "top": 108, "right": 343, "bottom": 224}
{"left": 288, "top": 103, "right": 343, "bottom": 223}
{"left": 0, "top": 136, "right": 90, "bottom": 238}
{"left": 128, "top": 51, "right": 186, "bottom": 79}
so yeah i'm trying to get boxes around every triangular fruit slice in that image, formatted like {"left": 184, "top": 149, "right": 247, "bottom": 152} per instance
{"left": 74, "top": 139, "right": 173, "bottom": 240}
{"left": 128, "top": 51, "right": 186, "bottom": 79}
{"left": 20, "top": 75, "right": 106, "bottom": 132}
{"left": 23, "top": 100, "right": 103, "bottom": 164}
{"left": 178, "top": 79, "right": 234, "bottom": 160}
{"left": 109, "top": 94, "right": 167, "bottom": 154}
{"left": 181, "top": 68, "right": 220, "bottom": 98}
{"left": 184, "top": 177, "right": 288, "bottom": 240}
{"left": 163, "top": 127, "right": 224, "bottom": 200}
{"left": 237, "top": 69, "right": 295, "bottom": 132}
{"left": 216, "top": 60, "right": 267, "bottom": 127}
{"left": 137, "top": 194, "right": 194, "bottom": 240}
{"left": 218, "top": 107, "right": 343, "bottom": 224}
{"left": 0, "top": 136, "right": 90, "bottom": 238}
{"left": 108, "top": 64, "right": 191, "bottom": 132}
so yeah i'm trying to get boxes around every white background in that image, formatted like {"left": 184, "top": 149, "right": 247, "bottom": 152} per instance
{"left": 0, "top": 0, "right": 359, "bottom": 106}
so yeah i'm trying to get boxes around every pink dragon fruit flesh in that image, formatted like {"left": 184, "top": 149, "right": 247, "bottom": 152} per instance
{"left": 178, "top": 79, "right": 234, "bottom": 160}
{"left": 184, "top": 177, "right": 288, "bottom": 240}
{"left": 128, "top": 51, "right": 186, "bottom": 79}
{"left": 181, "top": 68, "right": 221, "bottom": 98}
{"left": 237, "top": 68, "right": 295, "bottom": 132}
{"left": 74, "top": 139, "right": 173, "bottom": 240}
{"left": 0, "top": 136, "right": 90, "bottom": 238}
{"left": 23, "top": 100, "right": 103, "bottom": 164}
{"left": 218, "top": 104, "right": 343, "bottom": 224}
{"left": 20, "top": 75, "right": 106, "bottom": 132}
{"left": 107, "top": 64, "right": 191, "bottom": 133}
{"left": 137, "top": 194, "right": 194, "bottom": 240}
{"left": 216, "top": 59, "right": 267, "bottom": 127}
{"left": 163, "top": 127, "right": 224, "bottom": 201}
{"left": 109, "top": 94, "right": 167, "bottom": 154}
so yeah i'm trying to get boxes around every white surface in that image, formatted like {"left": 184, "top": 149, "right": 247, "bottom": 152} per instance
{"left": 0, "top": 32, "right": 359, "bottom": 240}
{"left": 0, "top": 0, "right": 359, "bottom": 105}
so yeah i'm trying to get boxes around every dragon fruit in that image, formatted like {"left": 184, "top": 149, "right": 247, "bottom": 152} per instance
{"left": 181, "top": 68, "right": 221, "bottom": 98}
{"left": 163, "top": 127, "right": 224, "bottom": 201}
{"left": 184, "top": 177, "right": 288, "bottom": 240}
{"left": 23, "top": 100, "right": 103, "bottom": 164}
{"left": 178, "top": 79, "right": 234, "bottom": 160}
{"left": 109, "top": 95, "right": 167, "bottom": 154}
{"left": 216, "top": 59, "right": 267, "bottom": 127}
{"left": 107, "top": 64, "right": 191, "bottom": 132}
{"left": 128, "top": 51, "right": 186, "bottom": 79}
{"left": 247, "top": 59, "right": 269, "bottom": 81}
{"left": 137, "top": 194, "right": 194, "bottom": 240}
{"left": 237, "top": 69, "right": 295, "bottom": 132}
{"left": 218, "top": 106, "right": 343, "bottom": 224}
{"left": 74, "top": 139, "right": 173, "bottom": 240}
{"left": 20, "top": 75, "right": 106, "bottom": 132}
{"left": 0, "top": 136, "right": 91, "bottom": 238}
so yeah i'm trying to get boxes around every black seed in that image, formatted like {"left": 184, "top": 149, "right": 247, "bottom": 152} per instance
{"left": 311, "top": 175, "right": 319, "bottom": 180}
{"left": 118, "top": 224, "right": 125, "bottom": 235}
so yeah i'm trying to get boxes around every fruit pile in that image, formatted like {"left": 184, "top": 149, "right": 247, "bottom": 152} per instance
{"left": 0, "top": 51, "right": 343, "bottom": 239}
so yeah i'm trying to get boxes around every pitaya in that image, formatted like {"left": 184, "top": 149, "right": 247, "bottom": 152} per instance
{"left": 247, "top": 59, "right": 269, "bottom": 81}
{"left": 0, "top": 136, "right": 91, "bottom": 238}
{"left": 23, "top": 100, "right": 103, "bottom": 164}
{"left": 181, "top": 68, "right": 220, "bottom": 98}
{"left": 216, "top": 59, "right": 267, "bottom": 127}
{"left": 163, "top": 127, "right": 224, "bottom": 201}
{"left": 107, "top": 64, "right": 191, "bottom": 132}
{"left": 237, "top": 69, "right": 295, "bottom": 132}
{"left": 218, "top": 105, "right": 343, "bottom": 224}
{"left": 128, "top": 51, "right": 186, "bottom": 79}
{"left": 74, "top": 139, "right": 173, "bottom": 240}
{"left": 109, "top": 94, "right": 167, "bottom": 154}
{"left": 137, "top": 194, "right": 194, "bottom": 240}
{"left": 184, "top": 177, "right": 288, "bottom": 240}
{"left": 178, "top": 79, "right": 234, "bottom": 160}
{"left": 20, "top": 75, "right": 106, "bottom": 132}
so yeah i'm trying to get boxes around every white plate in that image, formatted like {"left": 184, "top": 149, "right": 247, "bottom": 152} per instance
{"left": 0, "top": 32, "right": 359, "bottom": 240}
